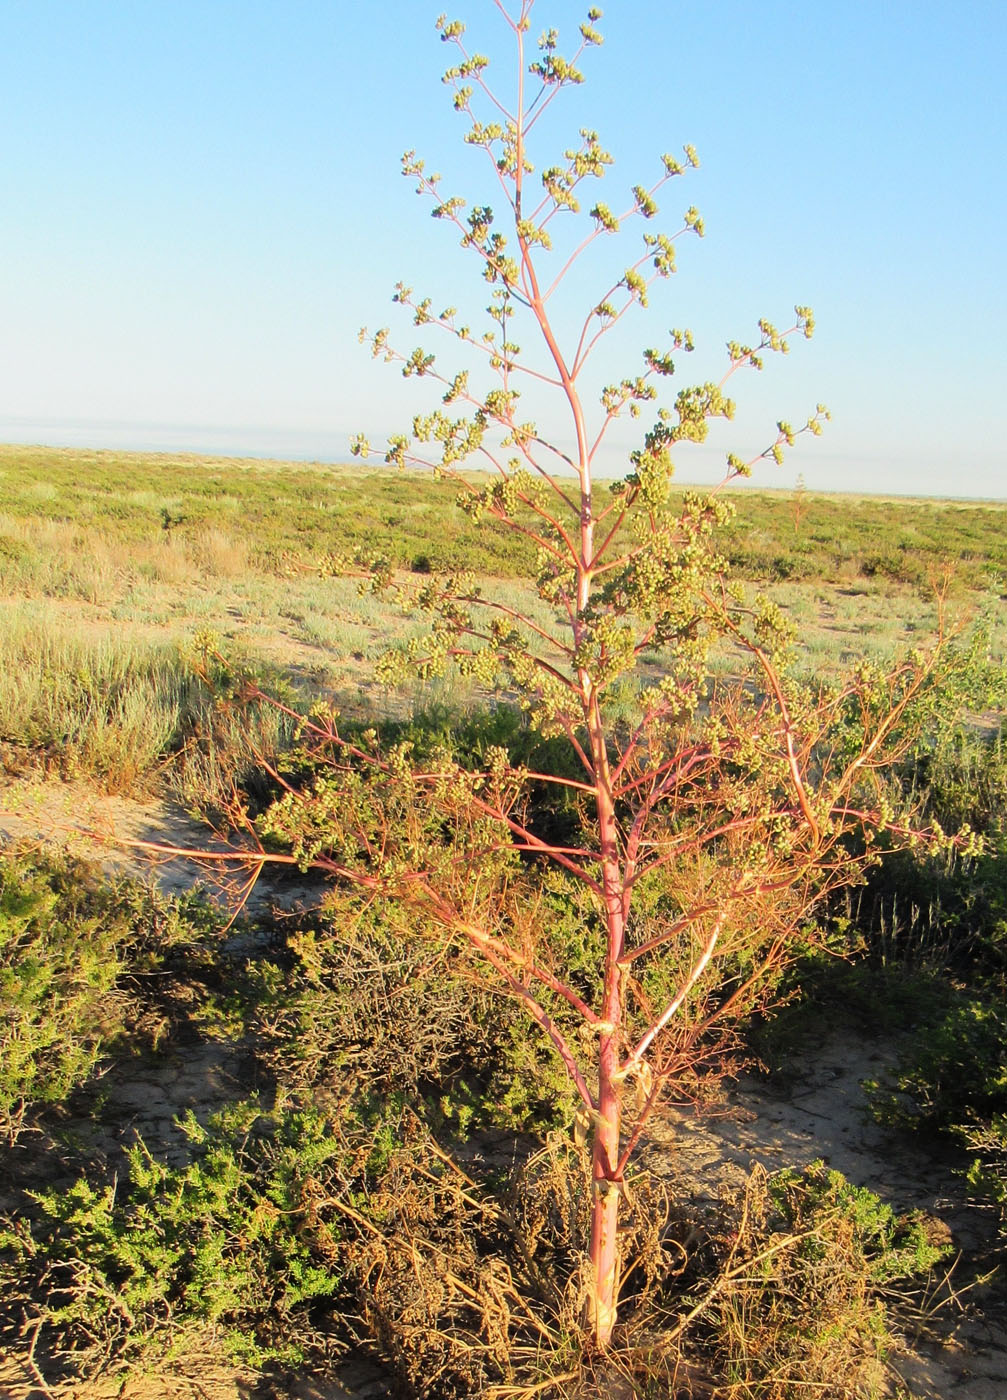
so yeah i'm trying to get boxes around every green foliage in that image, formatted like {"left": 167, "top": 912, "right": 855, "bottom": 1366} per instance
{"left": 767, "top": 1160, "right": 951, "bottom": 1281}
{"left": 0, "top": 855, "right": 122, "bottom": 1140}
{"left": 866, "top": 989, "right": 1007, "bottom": 1232}
{"left": 3, "top": 445, "right": 1006, "bottom": 595}
{"left": 840, "top": 723, "right": 1006, "bottom": 997}
{"left": 870, "top": 997, "right": 1007, "bottom": 1135}
{"left": 251, "top": 881, "right": 579, "bottom": 1136}
{"left": 0, "top": 849, "right": 227, "bottom": 1142}
{"left": 440, "top": 1019, "right": 578, "bottom": 1135}
{"left": 964, "top": 1117, "right": 1007, "bottom": 1233}
{"left": 1, "top": 1101, "right": 345, "bottom": 1373}
{"left": 782, "top": 723, "right": 1007, "bottom": 1238}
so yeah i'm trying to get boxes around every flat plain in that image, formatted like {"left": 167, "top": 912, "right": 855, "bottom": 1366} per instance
{"left": 2, "top": 442, "right": 1004, "bottom": 799}
{"left": 2, "top": 442, "right": 1006, "bottom": 1400}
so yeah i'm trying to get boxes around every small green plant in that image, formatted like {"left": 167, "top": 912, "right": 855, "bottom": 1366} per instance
{"left": 0, "top": 850, "right": 225, "bottom": 1142}
{"left": 0, "top": 854, "right": 127, "bottom": 1141}
{"left": 767, "top": 1159, "right": 951, "bottom": 1281}
{"left": 870, "top": 998, "right": 1007, "bottom": 1133}
{"left": 964, "top": 1116, "right": 1007, "bottom": 1235}
{"left": 866, "top": 993, "right": 1007, "bottom": 1235}
{"left": 0, "top": 1101, "right": 346, "bottom": 1377}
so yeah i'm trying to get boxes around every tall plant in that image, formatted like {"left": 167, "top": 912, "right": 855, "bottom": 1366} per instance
{"left": 260, "top": 2, "right": 958, "bottom": 1347}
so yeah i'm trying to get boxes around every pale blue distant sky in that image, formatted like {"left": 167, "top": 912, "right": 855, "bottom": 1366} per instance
{"left": 1, "top": 1, "right": 1004, "bottom": 498}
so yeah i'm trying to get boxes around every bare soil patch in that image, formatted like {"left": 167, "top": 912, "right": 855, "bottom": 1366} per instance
{"left": 0, "top": 777, "right": 326, "bottom": 916}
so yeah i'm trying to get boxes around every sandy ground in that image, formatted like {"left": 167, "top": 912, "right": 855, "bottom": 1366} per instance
{"left": 643, "top": 1046, "right": 1007, "bottom": 1399}
{"left": 2, "top": 778, "right": 1005, "bottom": 1398}
{"left": 0, "top": 777, "right": 328, "bottom": 918}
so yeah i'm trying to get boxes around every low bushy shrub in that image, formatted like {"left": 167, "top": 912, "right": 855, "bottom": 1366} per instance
{"left": 250, "top": 888, "right": 579, "bottom": 1136}
{"left": 676, "top": 1161, "right": 952, "bottom": 1400}
{"left": 0, "top": 854, "right": 123, "bottom": 1142}
{"left": 0, "top": 1100, "right": 347, "bottom": 1376}
{"left": 0, "top": 850, "right": 222, "bottom": 1142}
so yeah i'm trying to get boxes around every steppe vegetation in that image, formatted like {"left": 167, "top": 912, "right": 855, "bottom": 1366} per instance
{"left": 1, "top": 440, "right": 1004, "bottom": 798}
{"left": 0, "top": 469, "right": 1005, "bottom": 1396}
{"left": 1, "top": 442, "right": 1004, "bottom": 1397}
{"left": 3, "top": 0, "right": 1007, "bottom": 1391}
{"left": 0, "top": 461, "right": 1005, "bottom": 1397}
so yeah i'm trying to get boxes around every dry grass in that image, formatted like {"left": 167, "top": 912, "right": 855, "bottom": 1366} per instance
{"left": 0, "top": 602, "right": 299, "bottom": 806}
{"left": 325, "top": 1133, "right": 944, "bottom": 1400}
{"left": 2, "top": 445, "right": 1003, "bottom": 803}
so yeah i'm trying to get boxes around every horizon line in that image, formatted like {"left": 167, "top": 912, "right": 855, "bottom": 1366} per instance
{"left": 1, "top": 427, "right": 1004, "bottom": 506}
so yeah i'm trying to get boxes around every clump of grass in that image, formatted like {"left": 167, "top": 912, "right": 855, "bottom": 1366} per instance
{"left": 0, "top": 604, "right": 299, "bottom": 801}
{"left": 0, "top": 607, "right": 191, "bottom": 791}
{"left": 188, "top": 527, "right": 250, "bottom": 579}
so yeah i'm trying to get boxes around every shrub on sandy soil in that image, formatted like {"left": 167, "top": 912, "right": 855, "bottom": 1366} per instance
{"left": 0, "top": 1100, "right": 346, "bottom": 1379}
{"left": 670, "top": 1161, "right": 951, "bottom": 1400}
{"left": 845, "top": 727, "right": 1007, "bottom": 1238}
{"left": 249, "top": 887, "right": 580, "bottom": 1135}
{"left": 0, "top": 850, "right": 223, "bottom": 1143}
{"left": 1, "top": 1087, "right": 952, "bottom": 1399}
{"left": 0, "top": 854, "right": 123, "bottom": 1142}
{"left": 867, "top": 994, "right": 1007, "bottom": 1241}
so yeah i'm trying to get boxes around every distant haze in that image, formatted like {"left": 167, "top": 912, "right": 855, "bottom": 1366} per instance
{"left": 0, "top": 417, "right": 999, "bottom": 505}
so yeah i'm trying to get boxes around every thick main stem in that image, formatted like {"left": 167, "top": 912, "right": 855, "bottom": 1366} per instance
{"left": 587, "top": 698, "right": 626, "bottom": 1348}
{"left": 512, "top": 31, "right": 625, "bottom": 1347}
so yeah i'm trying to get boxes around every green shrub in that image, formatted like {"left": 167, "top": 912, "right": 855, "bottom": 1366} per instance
{"left": 766, "top": 1159, "right": 951, "bottom": 1281}
{"left": 0, "top": 851, "right": 223, "bottom": 1141}
{"left": 964, "top": 1116, "right": 1007, "bottom": 1234}
{"left": 870, "top": 998, "right": 1007, "bottom": 1134}
{"left": 251, "top": 889, "right": 579, "bottom": 1136}
{"left": 866, "top": 993, "right": 1007, "bottom": 1235}
{"left": 0, "top": 1100, "right": 346, "bottom": 1376}
{"left": 0, "top": 855, "right": 123, "bottom": 1141}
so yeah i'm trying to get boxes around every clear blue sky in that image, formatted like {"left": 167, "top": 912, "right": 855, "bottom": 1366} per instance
{"left": 2, "top": 1, "right": 1005, "bottom": 498}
